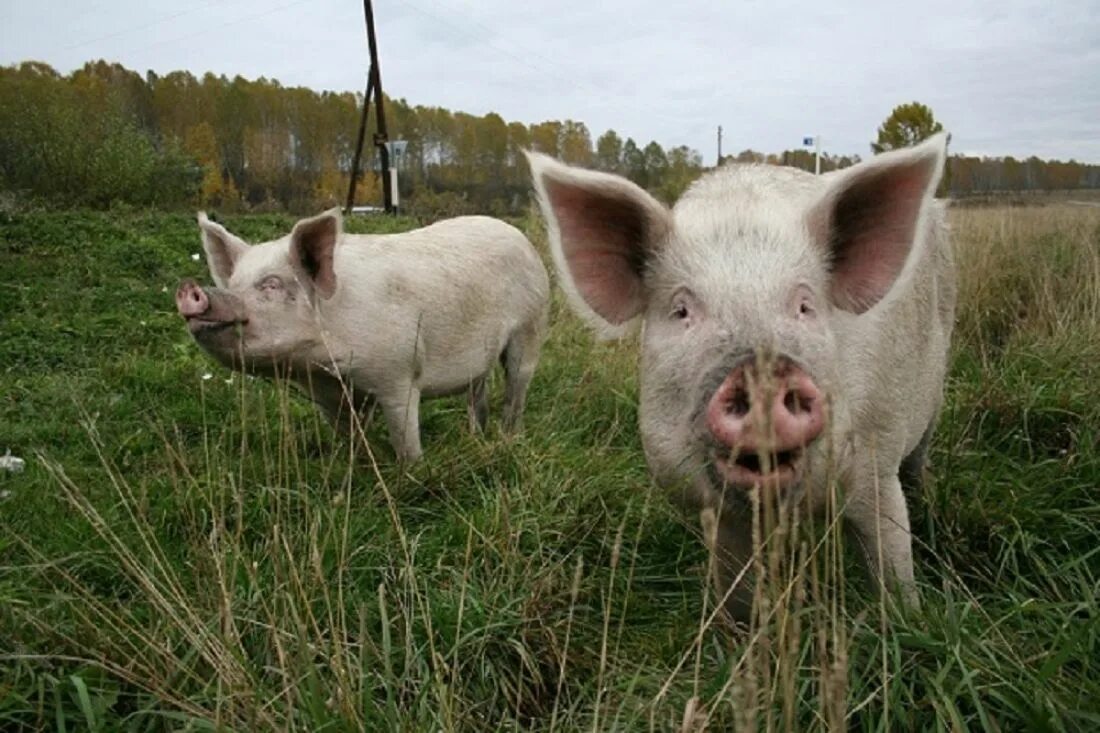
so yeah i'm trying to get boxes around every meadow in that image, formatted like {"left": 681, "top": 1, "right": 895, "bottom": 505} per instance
{"left": 1, "top": 202, "right": 1098, "bottom": 731}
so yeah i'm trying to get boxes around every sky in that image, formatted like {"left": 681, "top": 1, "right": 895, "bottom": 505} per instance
{"left": 1, "top": 0, "right": 1097, "bottom": 163}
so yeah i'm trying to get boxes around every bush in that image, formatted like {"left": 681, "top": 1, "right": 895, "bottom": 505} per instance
{"left": 0, "top": 63, "right": 200, "bottom": 208}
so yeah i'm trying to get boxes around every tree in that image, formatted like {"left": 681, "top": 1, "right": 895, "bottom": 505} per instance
{"left": 0, "top": 60, "right": 199, "bottom": 207}
{"left": 871, "top": 102, "right": 944, "bottom": 154}
{"left": 452, "top": 112, "right": 480, "bottom": 185}
{"left": 478, "top": 112, "right": 509, "bottom": 181}
{"left": 659, "top": 145, "right": 704, "bottom": 203}
{"left": 529, "top": 120, "right": 563, "bottom": 158}
{"left": 621, "top": 138, "right": 645, "bottom": 186}
{"left": 642, "top": 141, "right": 669, "bottom": 190}
{"left": 559, "top": 120, "right": 592, "bottom": 166}
{"left": 595, "top": 129, "right": 623, "bottom": 172}
{"left": 8, "top": 59, "right": 1100, "bottom": 212}
{"left": 505, "top": 121, "right": 530, "bottom": 183}
{"left": 184, "top": 121, "right": 227, "bottom": 205}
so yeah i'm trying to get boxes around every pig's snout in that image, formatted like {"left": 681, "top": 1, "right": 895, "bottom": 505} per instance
{"left": 176, "top": 279, "right": 210, "bottom": 318}
{"left": 706, "top": 358, "right": 825, "bottom": 488}
{"left": 706, "top": 360, "right": 824, "bottom": 451}
{"left": 175, "top": 279, "right": 246, "bottom": 338}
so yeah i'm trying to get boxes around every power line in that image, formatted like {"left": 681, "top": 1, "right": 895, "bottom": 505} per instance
{"left": 108, "top": 0, "right": 314, "bottom": 61}
{"left": 395, "top": 0, "right": 550, "bottom": 79}
{"left": 62, "top": 0, "right": 224, "bottom": 52}
{"left": 68, "top": 1, "right": 123, "bottom": 27}
{"left": 427, "top": 0, "right": 590, "bottom": 82}
{"left": 394, "top": 0, "right": 693, "bottom": 142}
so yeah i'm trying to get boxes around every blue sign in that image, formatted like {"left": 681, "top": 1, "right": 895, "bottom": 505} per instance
{"left": 802, "top": 136, "right": 815, "bottom": 146}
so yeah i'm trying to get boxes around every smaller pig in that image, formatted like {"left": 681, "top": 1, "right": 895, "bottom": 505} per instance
{"left": 176, "top": 210, "right": 550, "bottom": 461}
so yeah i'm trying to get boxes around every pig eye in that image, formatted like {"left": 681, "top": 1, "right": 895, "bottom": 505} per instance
{"left": 258, "top": 275, "right": 284, "bottom": 292}
{"left": 669, "top": 289, "right": 699, "bottom": 325}
{"left": 794, "top": 285, "right": 817, "bottom": 320}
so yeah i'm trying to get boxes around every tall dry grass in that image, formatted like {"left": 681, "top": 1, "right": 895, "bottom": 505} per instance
{"left": 951, "top": 204, "right": 1100, "bottom": 355}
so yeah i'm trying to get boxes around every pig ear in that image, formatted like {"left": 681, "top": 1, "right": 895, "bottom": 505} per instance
{"left": 527, "top": 151, "right": 671, "bottom": 338}
{"left": 197, "top": 212, "right": 248, "bottom": 289}
{"left": 810, "top": 132, "right": 948, "bottom": 314}
{"left": 288, "top": 208, "right": 341, "bottom": 301}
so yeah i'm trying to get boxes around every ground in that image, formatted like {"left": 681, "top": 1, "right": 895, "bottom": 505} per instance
{"left": 1, "top": 205, "right": 1098, "bottom": 731}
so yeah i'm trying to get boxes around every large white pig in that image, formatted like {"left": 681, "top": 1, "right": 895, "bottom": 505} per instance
{"left": 528, "top": 135, "right": 955, "bottom": 620}
{"left": 176, "top": 210, "right": 550, "bottom": 462}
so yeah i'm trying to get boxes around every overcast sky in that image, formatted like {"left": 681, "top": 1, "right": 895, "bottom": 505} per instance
{"left": 2, "top": 0, "right": 1097, "bottom": 163}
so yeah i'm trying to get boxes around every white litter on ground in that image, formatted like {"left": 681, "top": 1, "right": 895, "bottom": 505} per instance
{"left": 1, "top": 450, "right": 25, "bottom": 473}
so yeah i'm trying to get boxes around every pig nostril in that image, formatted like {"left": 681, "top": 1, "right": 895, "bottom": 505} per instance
{"left": 787, "top": 391, "right": 814, "bottom": 414}
{"left": 781, "top": 385, "right": 817, "bottom": 417}
{"left": 727, "top": 387, "right": 750, "bottom": 417}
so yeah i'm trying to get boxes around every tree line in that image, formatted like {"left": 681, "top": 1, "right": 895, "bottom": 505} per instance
{"left": 1, "top": 61, "right": 1097, "bottom": 215}
{"left": 0, "top": 60, "right": 704, "bottom": 215}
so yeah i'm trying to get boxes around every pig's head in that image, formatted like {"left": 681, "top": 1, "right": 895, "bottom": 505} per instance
{"left": 528, "top": 135, "right": 947, "bottom": 509}
{"left": 176, "top": 210, "right": 342, "bottom": 374}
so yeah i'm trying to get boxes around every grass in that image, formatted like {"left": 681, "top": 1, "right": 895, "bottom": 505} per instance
{"left": 1, "top": 203, "right": 1098, "bottom": 731}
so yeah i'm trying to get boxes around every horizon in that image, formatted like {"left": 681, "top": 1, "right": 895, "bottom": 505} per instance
{"left": 6, "top": 55, "right": 1098, "bottom": 167}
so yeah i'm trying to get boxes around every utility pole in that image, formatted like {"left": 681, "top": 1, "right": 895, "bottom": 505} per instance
{"left": 344, "top": 0, "right": 394, "bottom": 215}
{"left": 803, "top": 135, "right": 822, "bottom": 175}
{"left": 364, "top": 0, "right": 392, "bottom": 213}
{"left": 717, "top": 125, "right": 723, "bottom": 165}
{"left": 345, "top": 78, "right": 374, "bottom": 214}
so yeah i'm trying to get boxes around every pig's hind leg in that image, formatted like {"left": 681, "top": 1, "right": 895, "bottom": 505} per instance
{"left": 898, "top": 420, "right": 935, "bottom": 495}
{"left": 500, "top": 319, "right": 544, "bottom": 434}
{"left": 467, "top": 376, "right": 489, "bottom": 434}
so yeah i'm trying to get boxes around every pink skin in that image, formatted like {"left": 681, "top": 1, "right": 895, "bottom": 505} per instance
{"left": 705, "top": 358, "right": 825, "bottom": 489}
{"left": 175, "top": 278, "right": 247, "bottom": 335}
{"left": 176, "top": 279, "right": 208, "bottom": 318}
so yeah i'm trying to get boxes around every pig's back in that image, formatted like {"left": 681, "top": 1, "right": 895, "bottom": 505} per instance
{"left": 333, "top": 216, "right": 548, "bottom": 394}
{"left": 346, "top": 216, "right": 543, "bottom": 281}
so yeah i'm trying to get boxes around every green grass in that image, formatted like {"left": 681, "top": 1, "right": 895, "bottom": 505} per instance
{"left": 1, "top": 204, "right": 1098, "bottom": 731}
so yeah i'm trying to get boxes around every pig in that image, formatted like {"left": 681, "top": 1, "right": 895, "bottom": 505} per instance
{"left": 528, "top": 134, "right": 955, "bottom": 621}
{"left": 175, "top": 210, "right": 550, "bottom": 462}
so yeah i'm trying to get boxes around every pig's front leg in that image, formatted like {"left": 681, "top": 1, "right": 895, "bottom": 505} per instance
{"left": 845, "top": 471, "right": 918, "bottom": 608}
{"left": 379, "top": 384, "right": 423, "bottom": 462}
{"left": 706, "top": 507, "right": 758, "bottom": 625}
{"left": 319, "top": 391, "right": 377, "bottom": 434}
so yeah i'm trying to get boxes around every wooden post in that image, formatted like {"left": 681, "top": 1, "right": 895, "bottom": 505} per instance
{"left": 344, "top": 0, "right": 394, "bottom": 214}
{"left": 364, "top": 0, "right": 393, "bottom": 213}
{"left": 344, "top": 75, "right": 374, "bottom": 215}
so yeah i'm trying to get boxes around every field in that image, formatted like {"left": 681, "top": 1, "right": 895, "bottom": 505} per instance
{"left": 1, "top": 204, "right": 1099, "bottom": 731}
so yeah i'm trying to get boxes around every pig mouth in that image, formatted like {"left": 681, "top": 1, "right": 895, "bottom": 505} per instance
{"left": 709, "top": 444, "right": 806, "bottom": 490}
{"left": 186, "top": 317, "right": 247, "bottom": 336}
